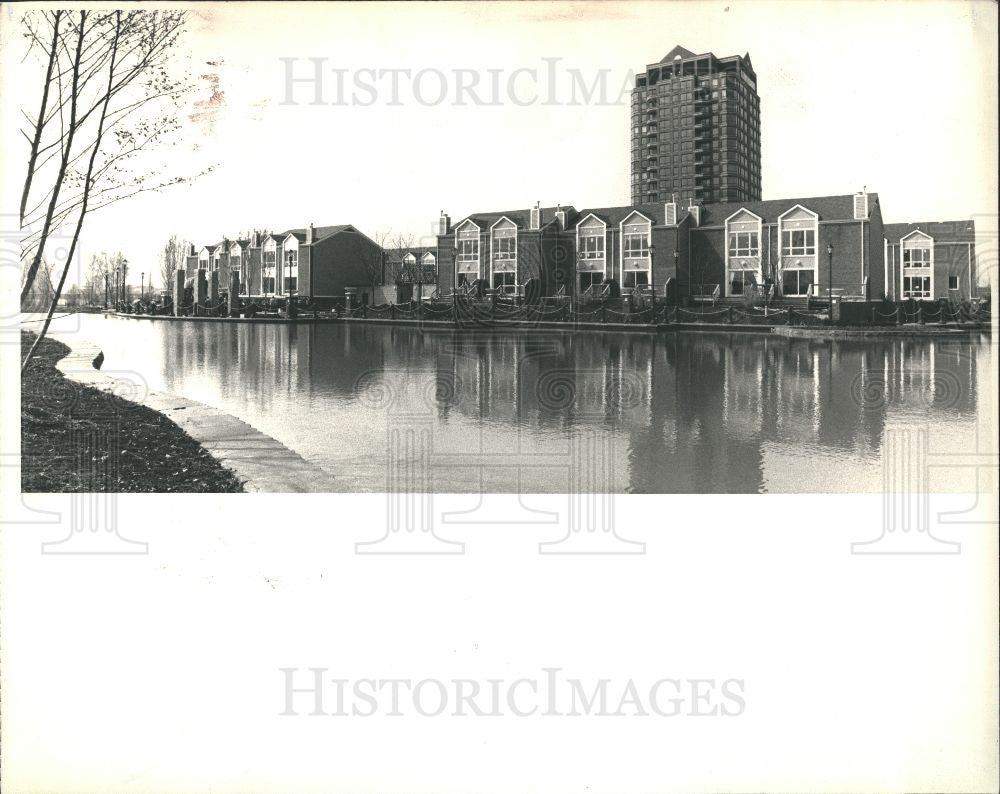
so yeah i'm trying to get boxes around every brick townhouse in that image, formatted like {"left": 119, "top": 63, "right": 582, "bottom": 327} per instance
{"left": 883, "top": 220, "right": 978, "bottom": 300}
{"left": 185, "top": 223, "right": 384, "bottom": 305}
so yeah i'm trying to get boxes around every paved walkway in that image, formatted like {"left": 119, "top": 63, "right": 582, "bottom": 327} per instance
{"left": 49, "top": 332, "right": 335, "bottom": 493}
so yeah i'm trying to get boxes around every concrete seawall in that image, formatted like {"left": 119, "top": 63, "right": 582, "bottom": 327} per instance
{"left": 50, "top": 331, "right": 336, "bottom": 493}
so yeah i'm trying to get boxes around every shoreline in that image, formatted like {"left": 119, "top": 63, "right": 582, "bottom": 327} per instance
{"left": 45, "top": 330, "right": 335, "bottom": 493}
{"left": 110, "top": 310, "right": 991, "bottom": 338}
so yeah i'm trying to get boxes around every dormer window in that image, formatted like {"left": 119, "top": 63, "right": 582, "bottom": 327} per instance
{"left": 420, "top": 252, "right": 436, "bottom": 283}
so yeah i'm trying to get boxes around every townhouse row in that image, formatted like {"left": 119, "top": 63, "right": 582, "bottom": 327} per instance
{"left": 184, "top": 191, "right": 979, "bottom": 307}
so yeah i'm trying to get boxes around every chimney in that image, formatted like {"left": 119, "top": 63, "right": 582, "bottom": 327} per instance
{"left": 853, "top": 191, "right": 869, "bottom": 220}
{"left": 665, "top": 195, "right": 678, "bottom": 226}
{"left": 438, "top": 210, "right": 450, "bottom": 236}
{"left": 189, "top": 244, "right": 196, "bottom": 257}
{"left": 688, "top": 204, "right": 701, "bottom": 227}
{"left": 306, "top": 223, "right": 315, "bottom": 244}
{"left": 529, "top": 201, "right": 540, "bottom": 231}
{"left": 554, "top": 203, "right": 566, "bottom": 230}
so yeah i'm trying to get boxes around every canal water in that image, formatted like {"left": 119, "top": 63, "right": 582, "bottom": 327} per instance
{"left": 55, "top": 315, "right": 993, "bottom": 493}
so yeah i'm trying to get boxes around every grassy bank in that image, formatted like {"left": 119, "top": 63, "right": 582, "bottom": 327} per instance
{"left": 21, "top": 331, "right": 244, "bottom": 493}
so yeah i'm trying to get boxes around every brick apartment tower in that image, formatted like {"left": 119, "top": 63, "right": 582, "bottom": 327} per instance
{"left": 630, "top": 45, "right": 762, "bottom": 206}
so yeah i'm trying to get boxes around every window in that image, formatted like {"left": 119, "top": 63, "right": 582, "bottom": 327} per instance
{"left": 492, "top": 271, "right": 516, "bottom": 292}
{"left": 903, "top": 275, "right": 931, "bottom": 299}
{"left": 728, "top": 231, "right": 759, "bottom": 257}
{"left": 262, "top": 240, "right": 276, "bottom": 294}
{"left": 284, "top": 277, "right": 297, "bottom": 293}
{"left": 623, "top": 223, "right": 650, "bottom": 259}
{"left": 902, "top": 247, "right": 931, "bottom": 267}
{"left": 579, "top": 271, "right": 603, "bottom": 292}
{"left": 948, "top": 275, "right": 959, "bottom": 290}
{"left": 456, "top": 223, "right": 480, "bottom": 275}
{"left": 578, "top": 223, "right": 605, "bottom": 261}
{"left": 491, "top": 219, "right": 517, "bottom": 275}
{"left": 623, "top": 271, "right": 650, "bottom": 289}
{"left": 781, "top": 229, "right": 815, "bottom": 256}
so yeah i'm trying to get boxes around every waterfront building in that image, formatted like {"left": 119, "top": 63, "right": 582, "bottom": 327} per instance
{"left": 187, "top": 224, "right": 384, "bottom": 305}
{"left": 631, "top": 45, "right": 762, "bottom": 206}
{"left": 382, "top": 246, "right": 438, "bottom": 303}
{"left": 883, "top": 220, "right": 978, "bottom": 301}
{"left": 434, "top": 205, "right": 577, "bottom": 297}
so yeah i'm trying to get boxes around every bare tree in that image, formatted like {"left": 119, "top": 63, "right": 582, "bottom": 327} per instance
{"left": 159, "top": 234, "right": 187, "bottom": 292}
{"left": 19, "top": 10, "right": 209, "bottom": 372}
{"left": 357, "top": 229, "right": 391, "bottom": 300}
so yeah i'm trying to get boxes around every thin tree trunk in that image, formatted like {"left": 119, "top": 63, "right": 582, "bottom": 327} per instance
{"left": 21, "top": 12, "right": 86, "bottom": 305}
{"left": 21, "top": 11, "right": 62, "bottom": 227}
{"left": 22, "top": 13, "right": 120, "bottom": 374}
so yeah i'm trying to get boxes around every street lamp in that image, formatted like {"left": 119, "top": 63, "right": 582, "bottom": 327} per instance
{"left": 141, "top": 272, "right": 145, "bottom": 302}
{"left": 121, "top": 259, "right": 128, "bottom": 303}
{"left": 114, "top": 268, "right": 120, "bottom": 308}
{"left": 648, "top": 243, "right": 656, "bottom": 313}
{"left": 827, "top": 243, "right": 834, "bottom": 323}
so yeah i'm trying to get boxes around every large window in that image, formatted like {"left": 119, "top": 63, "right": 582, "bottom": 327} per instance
{"left": 778, "top": 206, "right": 818, "bottom": 297}
{"left": 577, "top": 217, "right": 606, "bottom": 290}
{"left": 492, "top": 271, "right": 516, "bottom": 292}
{"left": 901, "top": 232, "right": 933, "bottom": 300}
{"left": 621, "top": 214, "right": 651, "bottom": 290}
{"left": 491, "top": 219, "right": 516, "bottom": 269}
{"left": 902, "top": 247, "right": 931, "bottom": 267}
{"left": 726, "top": 209, "right": 762, "bottom": 297}
{"left": 728, "top": 231, "right": 759, "bottom": 258}
{"left": 781, "top": 228, "right": 815, "bottom": 256}
{"left": 262, "top": 240, "right": 276, "bottom": 295}
{"left": 456, "top": 222, "right": 480, "bottom": 277}
{"left": 903, "top": 275, "right": 931, "bottom": 299}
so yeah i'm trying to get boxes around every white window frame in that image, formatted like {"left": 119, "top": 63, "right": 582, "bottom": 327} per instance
{"left": 575, "top": 214, "right": 607, "bottom": 288}
{"left": 262, "top": 237, "right": 277, "bottom": 295}
{"left": 282, "top": 234, "right": 299, "bottom": 295}
{"left": 725, "top": 208, "right": 763, "bottom": 297}
{"left": 619, "top": 210, "right": 652, "bottom": 287}
{"left": 490, "top": 217, "right": 518, "bottom": 284}
{"left": 198, "top": 247, "right": 211, "bottom": 271}
{"left": 900, "top": 230, "right": 934, "bottom": 300}
{"left": 454, "top": 219, "right": 481, "bottom": 279}
{"left": 777, "top": 205, "right": 819, "bottom": 298}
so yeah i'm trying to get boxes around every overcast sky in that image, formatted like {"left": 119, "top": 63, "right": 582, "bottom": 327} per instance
{"left": 3, "top": 1, "right": 997, "bottom": 288}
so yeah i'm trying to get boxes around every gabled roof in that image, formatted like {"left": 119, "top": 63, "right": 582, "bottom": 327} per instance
{"left": 280, "top": 224, "right": 356, "bottom": 243}
{"left": 660, "top": 45, "right": 696, "bottom": 63}
{"left": 572, "top": 202, "right": 690, "bottom": 228}
{"left": 453, "top": 206, "right": 579, "bottom": 231}
{"left": 696, "top": 193, "right": 880, "bottom": 226}
{"left": 385, "top": 246, "right": 436, "bottom": 263}
{"left": 883, "top": 220, "right": 975, "bottom": 243}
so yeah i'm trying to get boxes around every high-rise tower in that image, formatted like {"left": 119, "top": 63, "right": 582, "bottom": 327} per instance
{"left": 630, "top": 46, "right": 761, "bottom": 206}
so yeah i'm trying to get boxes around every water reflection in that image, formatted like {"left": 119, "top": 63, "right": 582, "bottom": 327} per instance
{"left": 79, "top": 316, "right": 987, "bottom": 493}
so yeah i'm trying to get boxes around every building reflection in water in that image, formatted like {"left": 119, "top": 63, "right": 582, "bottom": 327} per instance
{"left": 149, "top": 319, "right": 984, "bottom": 493}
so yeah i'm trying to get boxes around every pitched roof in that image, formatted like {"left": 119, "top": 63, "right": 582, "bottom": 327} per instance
{"left": 455, "top": 206, "right": 579, "bottom": 231}
{"left": 883, "top": 220, "right": 976, "bottom": 243}
{"left": 574, "top": 202, "right": 689, "bottom": 228}
{"left": 660, "top": 45, "right": 696, "bottom": 63}
{"left": 385, "top": 246, "right": 436, "bottom": 263}
{"left": 695, "top": 193, "right": 880, "bottom": 226}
